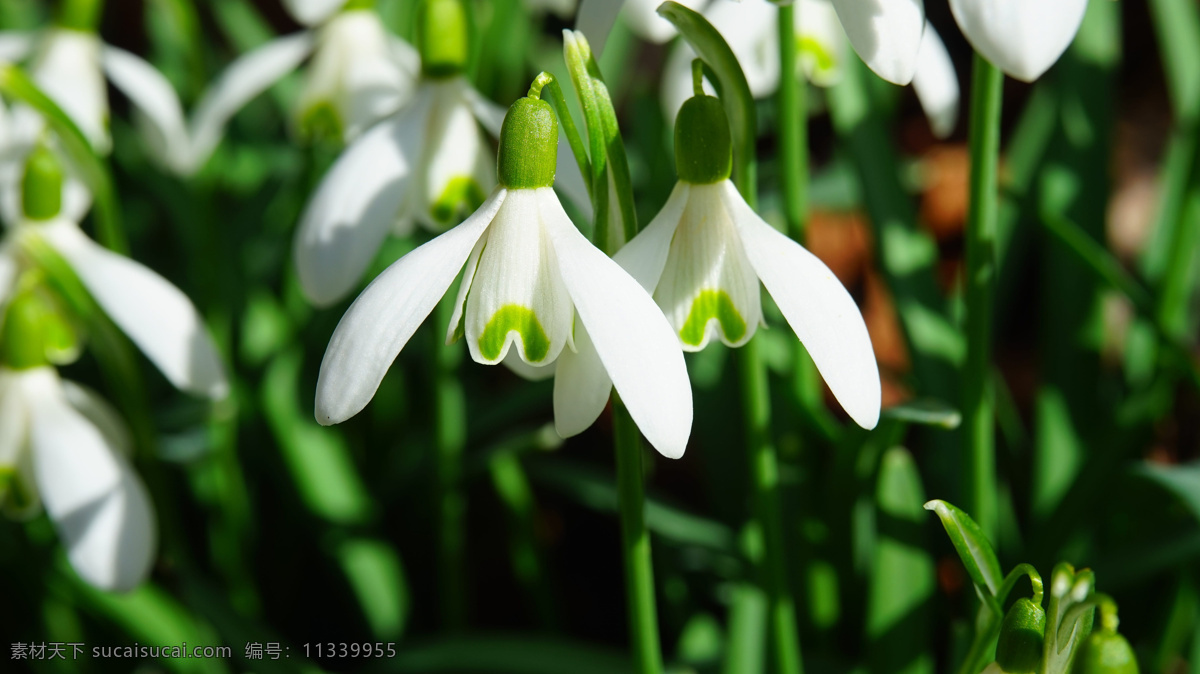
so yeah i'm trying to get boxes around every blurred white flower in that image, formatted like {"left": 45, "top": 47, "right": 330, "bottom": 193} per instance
{"left": 0, "top": 366, "right": 155, "bottom": 592}
{"left": 315, "top": 98, "right": 693, "bottom": 458}
{"left": 948, "top": 0, "right": 1088, "bottom": 82}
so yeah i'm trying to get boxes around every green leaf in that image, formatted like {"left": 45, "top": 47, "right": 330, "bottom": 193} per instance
{"left": 924, "top": 499, "right": 1003, "bottom": 595}
{"left": 1133, "top": 462, "right": 1200, "bottom": 522}
{"left": 0, "top": 64, "right": 125, "bottom": 252}
{"left": 334, "top": 536, "right": 409, "bottom": 640}
{"left": 657, "top": 1, "right": 757, "bottom": 204}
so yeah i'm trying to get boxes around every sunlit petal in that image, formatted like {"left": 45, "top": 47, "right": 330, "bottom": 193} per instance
{"left": 282, "top": 0, "right": 346, "bottom": 26}
{"left": 315, "top": 188, "right": 507, "bottom": 425}
{"left": 613, "top": 181, "right": 689, "bottom": 292}
{"left": 911, "top": 22, "right": 958, "bottom": 139}
{"left": 0, "top": 31, "right": 35, "bottom": 62}
{"left": 829, "top": 0, "right": 924, "bottom": 85}
{"left": 100, "top": 46, "right": 191, "bottom": 173}
{"left": 553, "top": 320, "right": 612, "bottom": 437}
{"left": 31, "top": 29, "right": 109, "bottom": 152}
{"left": 949, "top": 0, "right": 1087, "bottom": 82}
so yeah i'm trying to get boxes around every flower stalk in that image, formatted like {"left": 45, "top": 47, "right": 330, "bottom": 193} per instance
{"left": 963, "top": 53, "right": 1004, "bottom": 540}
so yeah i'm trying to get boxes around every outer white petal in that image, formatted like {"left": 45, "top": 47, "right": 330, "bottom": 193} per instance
{"left": 613, "top": 181, "right": 689, "bottom": 292}
{"left": 553, "top": 320, "right": 612, "bottom": 437}
{"left": 0, "top": 31, "right": 35, "bottom": 62}
{"left": 624, "top": 0, "right": 708, "bottom": 44}
{"left": 652, "top": 182, "right": 762, "bottom": 351}
{"left": 294, "top": 91, "right": 430, "bottom": 307}
{"left": 948, "top": 0, "right": 1087, "bottom": 82}
{"left": 463, "top": 189, "right": 574, "bottom": 366}
{"left": 0, "top": 368, "right": 28, "bottom": 470}
{"left": 829, "top": 0, "right": 924, "bottom": 85}
{"left": 541, "top": 191, "right": 692, "bottom": 459}
{"left": 38, "top": 221, "right": 228, "bottom": 399}
{"left": 283, "top": 0, "right": 346, "bottom": 26}
{"left": 31, "top": 30, "right": 109, "bottom": 152}
{"left": 60, "top": 380, "right": 133, "bottom": 459}
{"left": 911, "top": 23, "right": 958, "bottom": 139}
{"left": 24, "top": 368, "right": 155, "bottom": 591}
{"left": 315, "top": 188, "right": 507, "bottom": 425}
{"left": 187, "top": 33, "right": 316, "bottom": 174}
{"left": 723, "top": 182, "right": 880, "bottom": 429}
{"left": 100, "top": 46, "right": 191, "bottom": 174}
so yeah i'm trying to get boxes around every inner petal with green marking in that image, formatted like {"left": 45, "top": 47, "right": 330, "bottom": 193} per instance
{"left": 478, "top": 304, "right": 551, "bottom": 363}
{"left": 679, "top": 289, "right": 746, "bottom": 347}
{"left": 430, "top": 176, "right": 486, "bottom": 225}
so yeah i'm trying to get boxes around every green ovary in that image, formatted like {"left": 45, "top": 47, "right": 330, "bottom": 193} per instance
{"left": 431, "top": 176, "right": 486, "bottom": 225}
{"left": 679, "top": 289, "right": 746, "bottom": 346}
{"left": 479, "top": 304, "right": 551, "bottom": 362}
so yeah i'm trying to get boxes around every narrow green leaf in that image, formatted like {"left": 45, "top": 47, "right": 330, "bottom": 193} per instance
{"left": 335, "top": 536, "right": 409, "bottom": 640}
{"left": 924, "top": 499, "right": 1003, "bottom": 595}
{"left": 657, "top": 1, "right": 757, "bottom": 204}
{"left": 1133, "top": 462, "right": 1200, "bottom": 522}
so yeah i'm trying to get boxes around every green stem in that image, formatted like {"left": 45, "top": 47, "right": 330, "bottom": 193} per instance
{"left": 738, "top": 337, "right": 803, "bottom": 674}
{"left": 435, "top": 297, "right": 468, "bottom": 631}
{"left": 613, "top": 397, "right": 664, "bottom": 674}
{"left": 962, "top": 54, "right": 1003, "bottom": 541}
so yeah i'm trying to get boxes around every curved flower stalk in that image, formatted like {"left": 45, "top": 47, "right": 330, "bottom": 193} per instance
{"left": 660, "top": 0, "right": 959, "bottom": 138}
{"left": 158, "top": 0, "right": 418, "bottom": 175}
{"left": 315, "top": 94, "right": 693, "bottom": 459}
{"left": 581, "top": 0, "right": 925, "bottom": 85}
{"left": 949, "top": 0, "right": 1088, "bottom": 82}
{"left": 0, "top": 365, "right": 155, "bottom": 592}
{"left": 609, "top": 91, "right": 881, "bottom": 429}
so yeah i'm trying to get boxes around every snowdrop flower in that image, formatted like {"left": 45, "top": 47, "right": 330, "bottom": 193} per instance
{"left": 611, "top": 92, "right": 880, "bottom": 428}
{"left": 580, "top": 0, "right": 924, "bottom": 85}
{"left": 160, "top": 0, "right": 417, "bottom": 175}
{"left": 0, "top": 363, "right": 155, "bottom": 592}
{"left": 294, "top": 0, "right": 590, "bottom": 308}
{"left": 315, "top": 94, "right": 693, "bottom": 458}
{"left": 948, "top": 0, "right": 1088, "bottom": 82}
{"left": 0, "top": 145, "right": 228, "bottom": 400}
{"left": 660, "top": 0, "right": 959, "bottom": 138}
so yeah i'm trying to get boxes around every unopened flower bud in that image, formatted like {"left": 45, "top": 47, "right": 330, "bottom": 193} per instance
{"left": 995, "top": 598, "right": 1046, "bottom": 674}
{"left": 1074, "top": 630, "right": 1139, "bottom": 674}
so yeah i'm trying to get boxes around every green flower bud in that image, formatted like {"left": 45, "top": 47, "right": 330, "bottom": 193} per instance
{"left": 995, "top": 598, "right": 1046, "bottom": 674}
{"left": 0, "top": 283, "right": 79, "bottom": 370}
{"left": 674, "top": 95, "right": 732, "bottom": 185}
{"left": 22, "top": 145, "right": 63, "bottom": 221}
{"left": 1074, "top": 631, "right": 1139, "bottom": 674}
{"left": 497, "top": 97, "right": 557, "bottom": 190}
{"left": 416, "top": 0, "right": 469, "bottom": 79}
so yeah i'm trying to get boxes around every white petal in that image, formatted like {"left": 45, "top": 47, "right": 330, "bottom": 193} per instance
{"left": 100, "top": 46, "right": 191, "bottom": 174}
{"left": 416, "top": 82, "right": 493, "bottom": 228}
{"left": 624, "top": 0, "right": 708, "bottom": 44}
{"left": 541, "top": 190, "right": 692, "bottom": 458}
{"left": 463, "top": 189, "right": 574, "bottom": 366}
{"left": 38, "top": 221, "right": 228, "bottom": 399}
{"left": 188, "top": 32, "right": 315, "bottom": 174}
{"left": 31, "top": 30, "right": 109, "bottom": 152}
{"left": 948, "top": 0, "right": 1087, "bottom": 82}
{"left": 613, "top": 181, "right": 689, "bottom": 292}
{"left": 0, "top": 368, "right": 28, "bottom": 470}
{"left": 315, "top": 188, "right": 507, "bottom": 425}
{"left": 0, "top": 31, "right": 35, "bottom": 62}
{"left": 553, "top": 319, "right": 612, "bottom": 437}
{"left": 60, "top": 380, "right": 133, "bottom": 459}
{"left": 445, "top": 235, "right": 485, "bottom": 344}
{"left": 796, "top": 0, "right": 848, "bottom": 87}
{"left": 653, "top": 181, "right": 762, "bottom": 351}
{"left": 25, "top": 369, "right": 156, "bottom": 591}
{"left": 911, "top": 23, "right": 958, "bottom": 139}
{"left": 283, "top": 0, "right": 347, "bottom": 26}
{"left": 724, "top": 181, "right": 880, "bottom": 429}
{"left": 829, "top": 0, "right": 924, "bottom": 85}
{"left": 503, "top": 350, "right": 558, "bottom": 381}
{"left": 464, "top": 85, "right": 505, "bottom": 139}
{"left": 293, "top": 93, "right": 429, "bottom": 307}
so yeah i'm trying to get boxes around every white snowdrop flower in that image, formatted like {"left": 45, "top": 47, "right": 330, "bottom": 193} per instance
{"left": 174, "top": 0, "right": 418, "bottom": 174}
{"left": 0, "top": 146, "right": 228, "bottom": 400}
{"left": 949, "top": 0, "right": 1088, "bottom": 82}
{"left": 315, "top": 95, "right": 693, "bottom": 458}
{"left": 0, "top": 365, "right": 155, "bottom": 592}
{"left": 580, "top": 0, "right": 924, "bottom": 85}
{"left": 610, "top": 93, "right": 881, "bottom": 428}
{"left": 660, "top": 2, "right": 959, "bottom": 138}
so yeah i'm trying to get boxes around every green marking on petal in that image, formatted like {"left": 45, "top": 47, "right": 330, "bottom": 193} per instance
{"left": 679, "top": 289, "right": 746, "bottom": 347}
{"left": 798, "top": 36, "right": 837, "bottom": 75}
{"left": 431, "top": 176, "right": 486, "bottom": 226}
{"left": 479, "top": 304, "right": 551, "bottom": 362}
{"left": 299, "top": 101, "right": 344, "bottom": 144}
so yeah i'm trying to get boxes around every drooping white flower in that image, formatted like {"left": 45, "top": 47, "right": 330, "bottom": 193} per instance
{"left": 604, "top": 94, "right": 880, "bottom": 429}
{"left": 316, "top": 96, "right": 693, "bottom": 458}
{"left": 0, "top": 366, "right": 156, "bottom": 592}
{"left": 162, "top": 3, "right": 418, "bottom": 175}
{"left": 948, "top": 0, "right": 1088, "bottom": 82}
{"left": 660, "top": 0, "right": 959, "bottom": 138}
{"left": 579, "top": 0, "right": 925, "bottom": 85}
